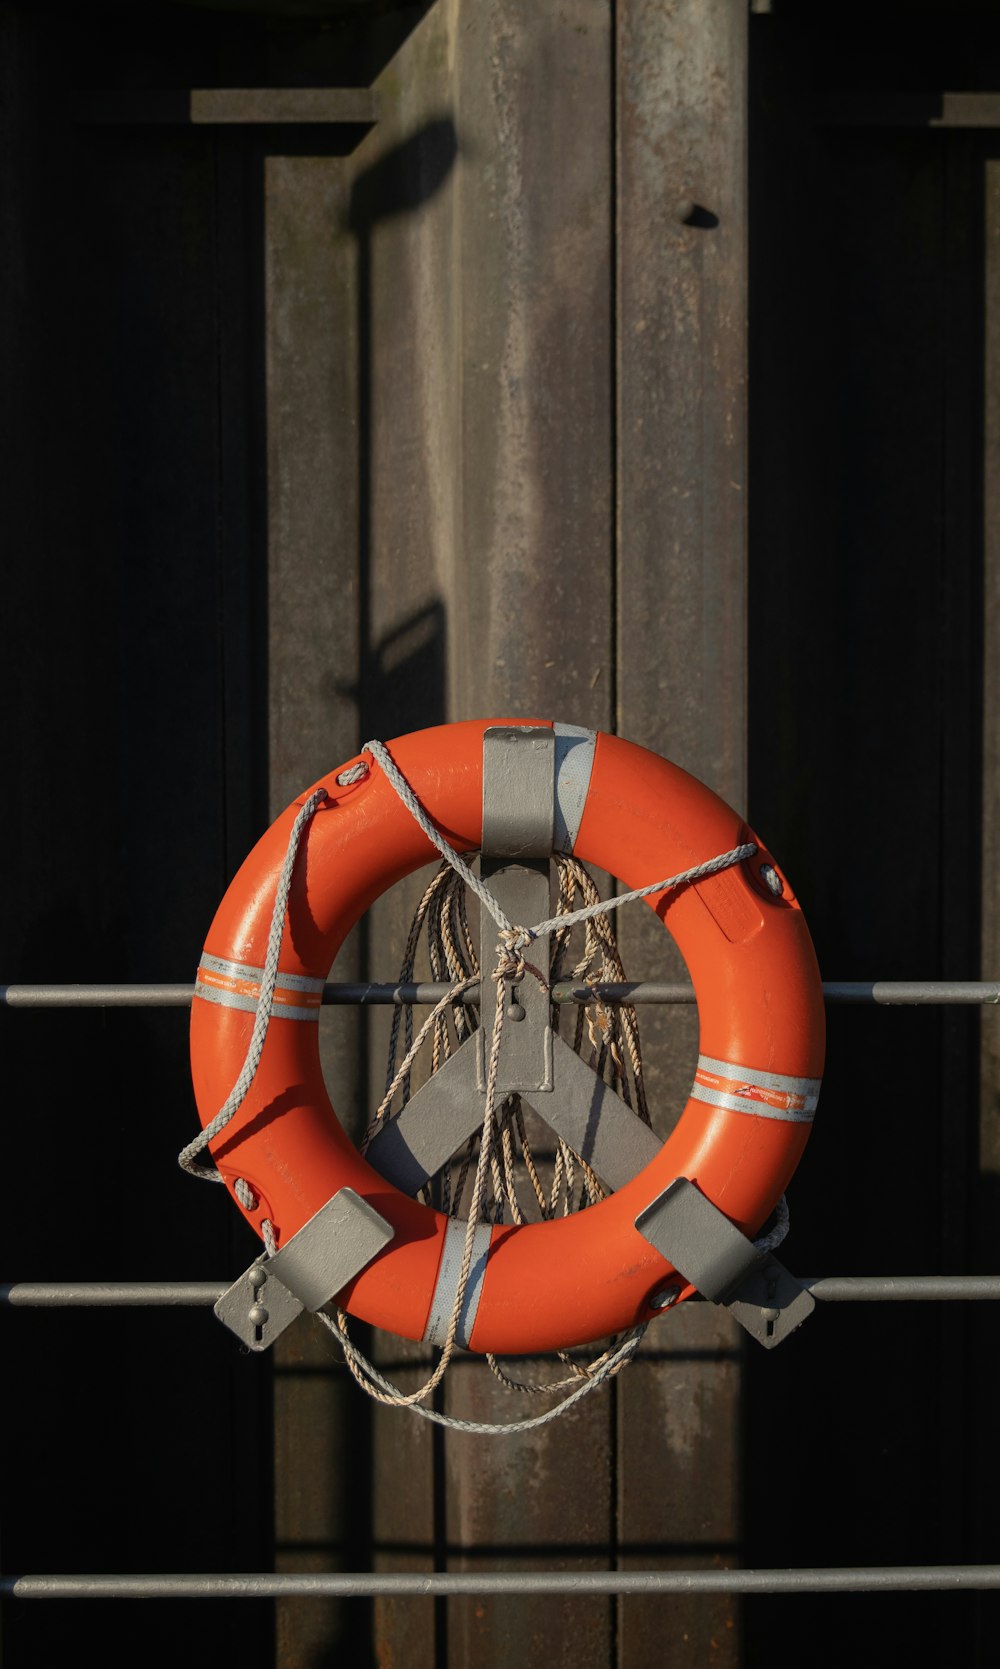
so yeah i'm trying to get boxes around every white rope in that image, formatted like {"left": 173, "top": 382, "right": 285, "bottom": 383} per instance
{"left": 361, "top": 737, "right": 756, "bottom": 950}
{"left": 326, "top": 744, "right": 763, "bottom": 1429}
{"left": 328, "top": 950, "right": 579, "bottom": 1425}
{"left": 338, "top": 875, "right": 651, "bottom": 1433}
{"left": 754, "top": 1193, "right": 790, "bottom": 1256}
{"left": 363, "top": 738, "right": 513, "bottom": 932}
{"left": 177, "top": 787, "right": 328, "bottom": 1186}
{"left": 526, "top": 842, "right": 757, "bottom": 942}
{"left": 319, "top": 1309, "right": 646, "bottom": 1434}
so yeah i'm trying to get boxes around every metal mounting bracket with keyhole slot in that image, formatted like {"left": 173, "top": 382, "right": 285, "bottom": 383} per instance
{"left": 214, "top": 1188, "right": 394, "bottom": 1351}
{"left": 635, "top": 1177, "right": 814, "bottom": 1348}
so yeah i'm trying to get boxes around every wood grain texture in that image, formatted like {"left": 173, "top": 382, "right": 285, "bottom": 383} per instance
{"left": 614, "top": 6, "right": 747, "bottom": 1660}
{"left": 348, "top": 4, "right": 617, "bottom": 1661}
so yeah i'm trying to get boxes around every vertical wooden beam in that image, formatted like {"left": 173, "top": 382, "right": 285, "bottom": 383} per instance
{"left": 441, "top": 5, "right": 616, "bottom": 1663}
{"left": 264, "top": 151, "right": 368, "bottom": 1665}
{"left": 615, "top": 2, "right": 747, "bottom": 1663}
{"left": 617, "top": 0, "right": 748, "bottom": 799}
{"left": 449, "top": 0, "right": 615, "bottom": 724}
{"left": 350, "top": 14, "right": 463, "bottom": 1663}
{"left": 980, "top": 158, "right": 1000, "bottom": 1228}
{"left": 266, "top": 157, "right": 360, "bottom": 819}
{"left": 344, "top": 3, "right": 618, "bottom": 1663}
{"left": 263, "top": 3, "right": 748, "bottom": 1663}
{"left": 936, "top": 133, "right": 984, "bottom": 1584}
{"left": 977, "top": 153, "right": 1000, "bottom": 1662}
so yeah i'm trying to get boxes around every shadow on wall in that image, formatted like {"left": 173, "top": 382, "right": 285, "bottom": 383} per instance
{"left": 346, "top": 120, "right": 458, "bottom": 741}
{"left": 347, "top": 115, "right": 458, "bottom": 234}
{"left": 363, "top": 597, "right": 447, "bottom": 739}
{"left": 331, "top": 596, "right": 447, "bottom": 741}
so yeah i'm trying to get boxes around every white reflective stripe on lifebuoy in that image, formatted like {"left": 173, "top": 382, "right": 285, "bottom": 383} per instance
{"left": 195, "top": 953, "right": 324, "bottom": 1022}
{"left": 691, "top": 1054, "right": 821, "bottom": 1123}
{"left": 553, "top": 723, "right": 597, "bottom": 853}
{"left": 422, "top": 1218, "right": 492, "bottom": 1348}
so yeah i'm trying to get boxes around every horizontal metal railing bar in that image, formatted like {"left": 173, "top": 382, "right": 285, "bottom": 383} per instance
{"left": 1, "top": 1283, "right": 223, "bottom": 1307}
{"left": 803, "top": 1276, "right": 1000, "bottom": 1300}
{"left": 4, "top": 1566, "right": 1000, "bottom": 1598}
{"left": 1, "top": 984, "right": 197, "bottom": 1007}
{"left": 3, "top": 980, "right": 999, "bottom": 1008}
{"left": 6, "top": 1277, "right": 1000, "bottom": 1307}
{"left": 816, "top": 981, "right": 1000, "bottom": 1005}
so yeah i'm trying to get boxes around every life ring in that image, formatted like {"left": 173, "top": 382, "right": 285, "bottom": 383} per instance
{"left": 190, "top": 719, "right": 824, "bottom": 1354}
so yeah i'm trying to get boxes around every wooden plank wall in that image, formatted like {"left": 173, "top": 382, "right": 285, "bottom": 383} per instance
{"left": 255, "top": 3, "right": 748, "bottom": 1661}
{"left": 3, "top": 2, "right": 750, "bottom": 1664}
{"left": 5, "top": 3, "right": 1000, "bottom": 1668}
{"left": 614, "top": 3, "right": 747, "bottom": 1661}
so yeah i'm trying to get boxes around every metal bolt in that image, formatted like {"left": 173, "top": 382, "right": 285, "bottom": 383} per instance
{"left": 675, "top": 197, "right": 695, "bottom": 225}
{"left": 507, "top": 1001, "right": 526, "bottom": 1021}
{"left": 760, "top": 864, "right": 783, "bottom": 897}
{"left": 248, "top": 1264, "right": 267, "bottom": 1292}
{"left": 248, "top": 1303, "right": 269, "bottom": 1328}
{"left": 649, "top": 1284, "right": 682, "bottom": 1311}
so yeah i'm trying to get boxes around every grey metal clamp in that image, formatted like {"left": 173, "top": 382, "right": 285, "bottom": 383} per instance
{"left": 635, "top": 1177, "right": 815, "bottom": 1348}
{"left": 215, "top": 1187, "right": 394, "bottom": 1352}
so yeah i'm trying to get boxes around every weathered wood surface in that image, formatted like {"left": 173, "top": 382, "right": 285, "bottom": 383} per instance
{"left": 8, "top": 4, "right": 999, "bottom": 1668}
{"left": 615, "top": 4, "right": 747, "bottom": 1660}
{"left": 1, "top": 1, "right": 748, "bottom": 1664}
{"left": 617, "top": 0, "right": 748, "bottom": 802}
{"left": 353, "top": 5, "right": 617, "bottom": 1662}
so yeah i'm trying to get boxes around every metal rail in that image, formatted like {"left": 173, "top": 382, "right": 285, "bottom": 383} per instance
{"left": 5, "top": 977, "right": 996, "bottom": 1617}
{"left": 6, "top": 1277, "right": 1000, "bottom": 1307}
{"left": 4, "top": 1566, "right": 1000, "bottom": 1598}
{"left": 3, "top": 980, "right": 999, "bottom": 1008}
{"left": 2, "top": 1283, "right": 223, "bottom": 1307}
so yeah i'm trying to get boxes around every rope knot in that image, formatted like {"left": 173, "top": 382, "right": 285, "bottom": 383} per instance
{"left": 499, "top": 925, "right": 533, "bottom": 953}
{"left": 494, "top": 925, "right": 533, "bottom": 983}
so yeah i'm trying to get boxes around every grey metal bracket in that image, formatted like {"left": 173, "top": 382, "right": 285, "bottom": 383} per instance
{"left": 364, "top": 1044, "right": 485, "bottom": 1196}
{"left": 479, "top": 725, "right": 554, "bottom": 1094}
{"left": 363, "top": 731, "right": 667, "bottom": 1201}
{"left": 635, "top": 1177, "right": 815, "bottom": 1348}
{"left": 364, "top": 1029, "right": 663, "bottom": 1197}
{"left": 480, "top": 724, "right": 556, "bottom": 861}
{"left": 214, "top": 1258, "right": 304, "bottom": 1353}
{"left": 214, "top": 1187, "right": 394, "bottom": 1352}
{"left": 363, "top": 723, "right": 667, "bottom": 1198}
{"left": 535, "top": 1033, "right": 663, "bottom": 1190}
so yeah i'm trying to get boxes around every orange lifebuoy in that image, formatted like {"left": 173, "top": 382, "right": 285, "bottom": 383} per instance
{"left": 190, "top": 719, "right": 824, "bottom": 1354}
